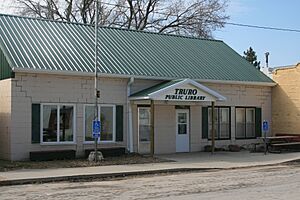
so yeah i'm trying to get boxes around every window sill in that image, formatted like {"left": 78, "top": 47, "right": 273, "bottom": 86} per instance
{"left": 207, "top": 138, "right": 231, "bottom": 141}
{"left": 41, "top": 142, "right": 77, "bottom": 145}
{"left": 139, "top": 141, "right": 150, "bottom": 143}
{"left": 83, "top": 141, "right": 116, "bottom": 144}
{"left": 235, "top": 137, "right": 257, "bottom": 140}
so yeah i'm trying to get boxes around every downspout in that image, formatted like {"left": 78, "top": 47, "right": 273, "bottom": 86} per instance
{"left": 127, "top": 77, "right": 134, "bottom": 152}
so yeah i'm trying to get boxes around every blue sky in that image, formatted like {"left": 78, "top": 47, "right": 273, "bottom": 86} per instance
{"left": 215, "top": 0, "right": 300, "bottom": 67}
{"left": 0, "top": 0, "right": 299, "bottom": 67}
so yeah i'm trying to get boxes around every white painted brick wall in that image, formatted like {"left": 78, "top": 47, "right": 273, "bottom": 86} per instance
{"left": 7, "top": 72, "right": 272, "bottom": 159}
{"left": 0, "top": 79, "right": 12, "bottom": 160}
{"left": 10, "top": 73, "right": 128, "bottom": 160}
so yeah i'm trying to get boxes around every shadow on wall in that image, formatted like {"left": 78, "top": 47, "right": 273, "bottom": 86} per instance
{"left": 0, "top": 112, "right": 11, "bottom": 160}
{"left": 272, "top": 63, "right": 300, "bottom": 135}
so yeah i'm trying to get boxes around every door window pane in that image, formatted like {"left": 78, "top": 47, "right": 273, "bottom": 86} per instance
{"left": 139, "top": 108, "right": 151, "bottom": 142}
{"left": 178, "top": 124, "right": 187, "bottom": 134}
{"left": 101, "top": 106, "right": 114, "bottom": 141}
{"left": 59, "top": 106, "right": 74, "bottom": 142}
{"left": 43, "top": 105, "right": 57, "bottom": 142}
{"left": 178, "top": 113, "right": 187, "bottom": 123}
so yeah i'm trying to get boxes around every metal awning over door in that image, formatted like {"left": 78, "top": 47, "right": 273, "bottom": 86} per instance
{"left": 130, "top": 78, "right": 226, "bottom": 102}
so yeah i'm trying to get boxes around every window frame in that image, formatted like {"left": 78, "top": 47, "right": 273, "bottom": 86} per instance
{"left": 235, "top": 107, "right": 256, "bottom": 139}
{"left": 40, "top": 103, "right": 76, "bottom": 144}
{"left": 83, "top": 104, "right": 116, "bottom": 144}
{"left": 138, "top": 106, "right": 151, "bottom": 143}
{"left": 208, "top": 106, "right": 231, "bottom": 140}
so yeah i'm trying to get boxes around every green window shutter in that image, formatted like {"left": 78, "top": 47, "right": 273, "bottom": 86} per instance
{"left": 32, "top": 104, "right": 41, "bottom": 143}
{"left": 202, "top": 107, "right": 208, "bottom": 139}
{"left": 0, "top": 48, "right": 12, "bottom": 80}
{"left": 116, "top": 105, "right": 124, "bottom": 142}
{"left": 255, "top": 107, "right": 262, "bottom": 138}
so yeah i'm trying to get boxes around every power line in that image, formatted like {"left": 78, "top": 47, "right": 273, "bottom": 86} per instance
{"left": 226, "top": 22, "right": 300, "bottom": 33}
{"left": 100, "top": 1, "right": 300, "bottom": 33}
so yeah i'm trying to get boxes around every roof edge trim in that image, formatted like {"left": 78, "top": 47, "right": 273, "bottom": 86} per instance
{"left": 12, "top": 67, "right": 277, "bottom": 87}
{"left": 273, "top": 63, "right": 300, "bottom": 75}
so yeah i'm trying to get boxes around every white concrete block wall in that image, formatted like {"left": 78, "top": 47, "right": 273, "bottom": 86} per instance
{"left": 0, "top": 79, "right": 12, "bottom": 160}
{"left": 154, "top": 105, "right": 176, "bottom": 154}
{"left": 190, "top": 105, "right": 202, "bottom": 152}
{"left": 7, "top": 72, "right": 272, "bottom": 159}
{"left": 201, "top": 83, "right": 272, "bottom": 148}
{"left": 10, "top": 73, "right": 129, "bottom": 160}
{"left": 132, "top": 82, "right": 272, "bottom": 154}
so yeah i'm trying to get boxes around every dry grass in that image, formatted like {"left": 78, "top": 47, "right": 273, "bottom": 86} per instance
{"left": 0, "top": 154, "right": 170, "bottom": 172}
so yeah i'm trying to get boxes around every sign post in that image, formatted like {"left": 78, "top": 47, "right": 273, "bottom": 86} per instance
{"left": 92, "top": 120, "right": 101, "bottom": 161}
{"left": 262, "top": 120, "right": 269, "bottom": 155}
{"left": 94, "top": 0, "right": 100, "bottom": 162}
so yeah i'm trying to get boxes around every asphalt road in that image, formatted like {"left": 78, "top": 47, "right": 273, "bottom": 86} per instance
{"left": 1, "top": 164, "right": 300, "bottom": 200}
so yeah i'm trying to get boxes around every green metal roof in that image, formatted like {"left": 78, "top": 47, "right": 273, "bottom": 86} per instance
{"left": 131, "top": 80, "right": 182, "bottom": 98}
{"left": 0, "top": 14, "right": 273, "bottom": 83}
{"left": 0, "top": 47, "right": 12, "bottom": 80}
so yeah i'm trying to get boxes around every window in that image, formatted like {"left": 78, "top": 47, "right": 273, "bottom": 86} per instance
{"left": 208, "top": 107, "right": 230, "bottom": 139}
{"left": 177, "top": 112, "right": 188, "bottom": 135}
{"left": 138, "top": 107, "right": 151, "bottom": 142}
{"left": 42, "top": 104, "right": 74, "bottom": 143}
{"left": 236, "top": 107, "right": 255, "bottom": 139}
{"left": 84, "top": 105, "right": 115, "bottom": 142}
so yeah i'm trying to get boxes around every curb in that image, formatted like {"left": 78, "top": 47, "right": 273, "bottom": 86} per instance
{"left": 1, "top": 158, "right": 300, "bottom": 187}
{"left": 0, "top": 168, "right": 221, "bottom": 186}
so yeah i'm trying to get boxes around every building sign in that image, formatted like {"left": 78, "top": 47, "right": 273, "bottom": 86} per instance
{"left": 165, "top": 88, "right": 206, "bottom": 101}
{"left": 147, "top": 81, "right": 223, "bottom": 102}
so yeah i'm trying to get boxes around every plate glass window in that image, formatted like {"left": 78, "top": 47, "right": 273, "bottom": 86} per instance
{"left": 236, "top": 107, "right": 255, "bottom": 139}
{"left": 84, "top": 105, "right": 115, "bottom": 142}
{"left": 208, "top": 107, "right": 230, "bottom": 139}
{"left": 236, "top": 108, "right": 246, "bottom": 138}
{"left": 100, "top": 106, "right": 114, "bottom": 141}
{"left": 85, "top": 106, "right": 95, "bottom": 141}
{"left": 42, "top": 105, "right": 74, "bottom": 143}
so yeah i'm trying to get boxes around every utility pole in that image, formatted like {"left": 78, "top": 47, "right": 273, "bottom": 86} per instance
{"left": 94, "top": 0, "right": 99, "bottom": 162}
{"left": 211, "top": 101, "right": 215, "bottom": 154}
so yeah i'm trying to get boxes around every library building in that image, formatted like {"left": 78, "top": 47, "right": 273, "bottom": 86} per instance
{"left": 0, "top": 14, "right": 275, "bottom": 160}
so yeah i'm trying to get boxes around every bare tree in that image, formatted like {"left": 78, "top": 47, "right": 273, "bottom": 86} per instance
{"left": 14, "top": 0, "right": 229, "bottom": 38}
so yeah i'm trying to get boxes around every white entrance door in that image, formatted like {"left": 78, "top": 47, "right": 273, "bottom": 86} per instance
{"left": 176, "top": 109, "right": 190, "bottom": 152}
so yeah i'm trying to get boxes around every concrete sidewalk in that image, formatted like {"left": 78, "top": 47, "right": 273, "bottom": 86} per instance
{"left": 1, "top": 151, "right": 300, "bottom": 186}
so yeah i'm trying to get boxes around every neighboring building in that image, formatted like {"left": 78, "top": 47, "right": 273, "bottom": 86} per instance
{"left": 272, "top": 63, "right": 300, "bottom": 135}
{"left": 0, "top": 14, "right": 275, "bottom": 161}
{"left": 260, "top": 66, "right": 273, "bottom": 79}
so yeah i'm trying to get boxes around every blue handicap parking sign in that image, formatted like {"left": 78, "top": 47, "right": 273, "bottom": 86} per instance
{"left": 263, "top": 120, "right": 269, "bottom": 132}
{"left": 92, "top": 120, "right": 101, "bottom": 138}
